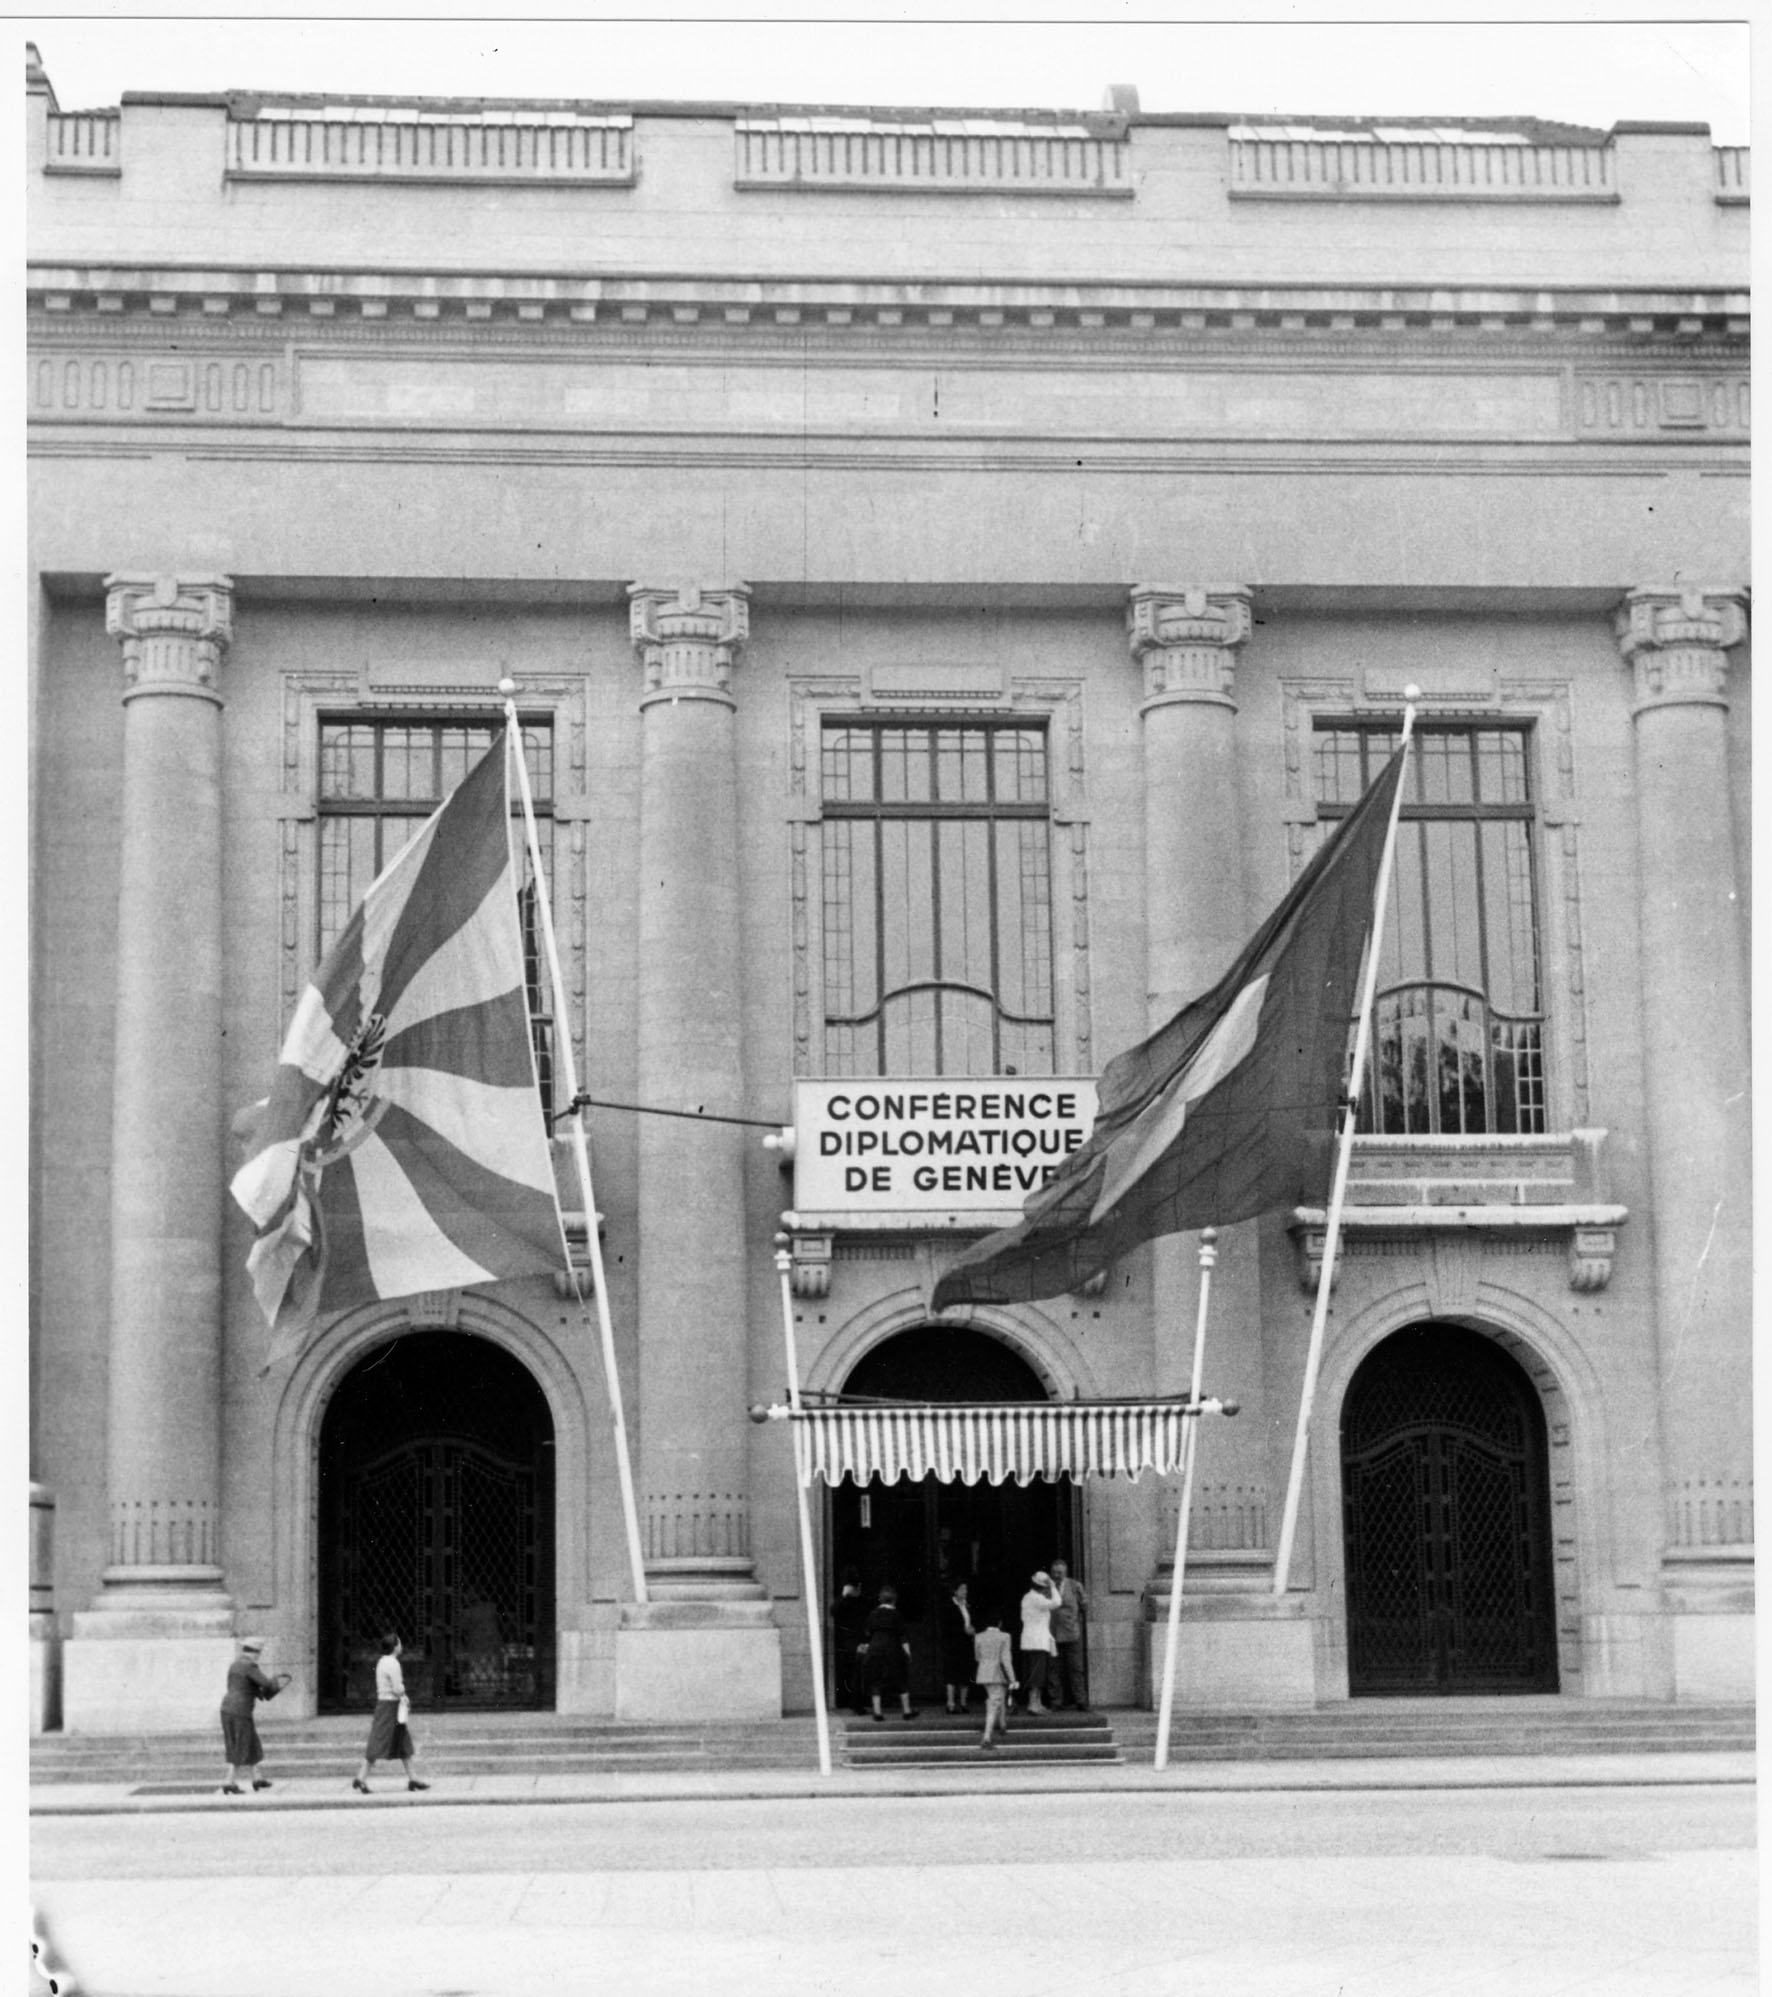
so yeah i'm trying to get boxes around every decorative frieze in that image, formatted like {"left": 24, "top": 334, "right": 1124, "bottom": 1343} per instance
{"left": 643, "top": 1493, "right": 751, "bottom": 1562}
{"left": 1127, "top": 586, "right": 1252, "bottom": 710}
{"left": 104, "top": 573, "right": 233, "bottom": 702}
{"left": 1577, "top": 373, "right": 1748, "bottom": 435}
{"left": 629, "top": 583, "right": 750, "bottom": 709}
{"left": 1614, "top": 586, "right": 1748, "bottom": 713}
{"left": 109, "top": 1497, "right": 217, "bottom": 1569}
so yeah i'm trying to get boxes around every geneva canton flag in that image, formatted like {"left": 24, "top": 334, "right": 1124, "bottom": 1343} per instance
{"left": 931, "top": 744, "right": 1408, "bottom": 1309}
{"left": 231, "top": 733, "right": 567, "bottom": 1357}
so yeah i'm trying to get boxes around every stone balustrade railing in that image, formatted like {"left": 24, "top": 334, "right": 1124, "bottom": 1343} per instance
{"left": 44, "top": 109, "right": 119, "bottom": 174}
{"left": 1714, "top": 146, "right": 1750, "bottom": 203}
{"left": 1229, "top": 132, "right": 1617, "bottom": 201}
{"left": 735, "top": 116, "right": 1132, "bottom": 196}
{"left": 225, "top": 109, "right": 635, "bottom": 184}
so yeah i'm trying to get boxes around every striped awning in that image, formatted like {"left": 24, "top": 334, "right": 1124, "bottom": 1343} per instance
{"left": 788, "top": 1402, "right": 1192, "bottom": 1489}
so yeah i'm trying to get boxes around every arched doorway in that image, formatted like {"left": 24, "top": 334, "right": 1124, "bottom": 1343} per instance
{"left": 318, "top": 1331, "right": 556, "bottom": 1712}
{"left": 1341, "top": 1323, "right": 1558, "bottom": 1696}
{"left": 829, "top": 1326, "right": 1076, "bottom": 1700}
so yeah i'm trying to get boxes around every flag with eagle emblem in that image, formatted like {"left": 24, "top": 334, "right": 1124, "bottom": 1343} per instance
{"left": 231, "top": 732, "right": 567, "bottom": 1359}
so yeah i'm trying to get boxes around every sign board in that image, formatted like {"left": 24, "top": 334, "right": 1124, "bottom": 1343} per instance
{"left": 792, "top": 1078, "right": 1099, "bottom": 1215}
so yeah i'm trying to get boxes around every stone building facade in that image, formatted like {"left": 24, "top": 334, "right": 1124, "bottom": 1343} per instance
{"left": 26, "top": 46, "right": 1750, "bottom": 1730}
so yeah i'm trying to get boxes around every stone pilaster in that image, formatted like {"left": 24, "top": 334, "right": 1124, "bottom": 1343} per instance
{"left": 1615, "top": 586, "right": 1753, "bottom": 1697}
{"left": 616, "top": 582, "right": 779, "bottom": 1720}
{"left": 64, "top": 573, "right": 237, "bottom": 1731}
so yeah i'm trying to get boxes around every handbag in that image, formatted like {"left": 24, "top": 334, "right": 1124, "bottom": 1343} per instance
{"left": 396, "top": 1694, "right": 411, "bottom": 1725}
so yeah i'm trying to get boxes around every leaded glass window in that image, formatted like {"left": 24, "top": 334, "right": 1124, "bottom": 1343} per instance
{"left": 1315, "top": 724, "right": 1545, "bottom": 1136}
{"left": 820, "top": 722, "right": 1055, "bottom": 1077}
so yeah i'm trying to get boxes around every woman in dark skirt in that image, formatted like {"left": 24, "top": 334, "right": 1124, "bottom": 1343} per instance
{"left": 219, "top": 1636, "right": 290, "bottom": 1795}
{"left": 351, "top": 1632, "right": 430, "bottom": 1794}
{"left": 862, "top": 1583, "right": 918, "bottom": 1722}
{"left": 940, "top": 1578, "right": 975, "bottom": 1715}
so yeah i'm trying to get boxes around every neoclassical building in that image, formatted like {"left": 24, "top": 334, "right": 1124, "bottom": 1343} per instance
{"left": 26, "top": 46, "right": 1750, "bottom": 1730}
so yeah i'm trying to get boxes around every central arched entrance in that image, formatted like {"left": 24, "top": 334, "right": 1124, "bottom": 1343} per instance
{"left": 318, "top": 1331, "right": 556, "bottom": 1712}
{"left": 1341, "top": 1323, "right": 1558, "bottom": 1696}
{"left": 828, "top": 1326, "right": 1076, "bottom": 1701}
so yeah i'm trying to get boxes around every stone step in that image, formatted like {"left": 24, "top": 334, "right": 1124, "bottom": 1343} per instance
{"left": 838, "top": 1707, "right": 1120, "bottom": 1769}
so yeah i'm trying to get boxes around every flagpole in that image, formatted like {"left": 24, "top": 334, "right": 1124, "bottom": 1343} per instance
{"left": 501, "top": 689, "right": 649, "bottom": 1608}
{"left": 1154, "top": 1228, "right": 1216, "bottom": 1770}
{"left": 775, "top": 1240, "right": 834, "bottom": 1777}
{"left": 1271, "top": 689, "right": 1419, "bottom": 1600}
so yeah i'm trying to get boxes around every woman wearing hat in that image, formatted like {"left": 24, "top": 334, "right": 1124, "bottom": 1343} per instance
{"left": 218, "top": 1637, "right": 290, "bottom": 1796}
{"left": 1017, "top": 1571, "right": 1062, "bottom": 1715}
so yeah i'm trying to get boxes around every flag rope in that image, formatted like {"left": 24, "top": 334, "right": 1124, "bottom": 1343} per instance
{"left": 1154, "top": 1227, "right": 1217, "bottom": 1770}
{"left": 502, "top": 694, "right": 650, "bottom": 1607}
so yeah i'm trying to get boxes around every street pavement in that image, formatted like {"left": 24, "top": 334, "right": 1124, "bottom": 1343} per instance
{"left": 31, "top": 1771, "right": 1757, "bottom": 1996}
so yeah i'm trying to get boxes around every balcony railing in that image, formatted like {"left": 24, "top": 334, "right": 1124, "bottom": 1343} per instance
{"left": 1359, "top": 983, "right": 1545, "bottom": 1138}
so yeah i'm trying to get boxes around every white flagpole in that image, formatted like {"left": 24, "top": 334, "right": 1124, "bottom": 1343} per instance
{"left": 1271, "top": 688, "right": 1419, "bottom": 1599}
{"left": 501, "top": 689, "right": 649, "bottom": 1607}
{"left": 1154, "top": 1227, "right": 1216, "bottom": 1771}
{"left": 775, "top": 1241, "right": 834, "bottom": 1777}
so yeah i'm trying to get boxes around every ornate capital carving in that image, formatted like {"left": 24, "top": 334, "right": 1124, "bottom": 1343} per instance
{"left": 104, "top": 572, "right": 233, "bottom": 703}
{"left": 1614, "top": 586, "right": 1747, "bottom": 715}
{"left": 628, "top": 581, "right": 750, "bottom": 709}
{"left": 1127, "top": 585, "right": 1252, "bottom": 710}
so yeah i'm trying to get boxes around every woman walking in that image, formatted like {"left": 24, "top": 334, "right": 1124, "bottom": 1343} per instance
{"left": 351, "top": 1632, "right": 430, "bottom": 1794}
{"left": 218, "top": 1637, "right": 290, "bottom": 1795}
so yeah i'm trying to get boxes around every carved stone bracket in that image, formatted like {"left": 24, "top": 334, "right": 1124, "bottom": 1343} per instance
{"left": 787, "top": 1231, "right": 833, "bottom": 1300}
{"left": 104, "top": 571, "right": 233, "bottom": 703}
{"left": 628, "top": 581, "right": 750, "bottom": 710}
{"left": 551, "top": 1207, "right": 607, "bottom": 1300}
{"left": 1126, "top": 584, "right": 1252, "bottom": 711}
{"left": 1614, "top": 585, "right": 1748, "bottom": 714}
{"left": 1289, "top": 1203, "right": 1626, "bottom": 1294}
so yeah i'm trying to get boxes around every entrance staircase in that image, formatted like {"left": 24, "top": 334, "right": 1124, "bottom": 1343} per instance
{"left": 841, "top": 1707, "right": 1119, "bottom": 1770}
{"left": 28, "top": 1699, "right": 1751, "bottom": 1792}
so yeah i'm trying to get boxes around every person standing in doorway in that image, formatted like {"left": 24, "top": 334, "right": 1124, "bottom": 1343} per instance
{"left": 352, "top": 1633, "right": 431, "bottom": 1794}
{"left": 941, "top": 1578, "right": 976, "bottom": 1715}
{"left": 1049, "top": 1558, "right": 1090, "bottom": 1711}
{"left": 217, "top": 1637, "right": 290, "bottom": 1795}
{"left": 831, "top": 1565, "right": 867, "bottom": 1714}
{"left": 862, "top": 1583, "right": 918, "bottom": 1722}
{"left": 972, "top": 1602, "right": 1017, "bottom": 1749}
{"left": 1017, "top": 1570, "right": 1062, "bottom": 1714}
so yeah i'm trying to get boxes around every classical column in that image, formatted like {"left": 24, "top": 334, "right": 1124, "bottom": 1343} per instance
{"left": 1127, "top": 587, "right": 1304, "bottom": 1695}
{"left": 1614, "top": 587, "right": 1753, "bottom": 1692}
{"left": 615, "top": 582, "right": 780, "bottom": 1720}
{"left": 1127, "top": 586, "right": 1252, "bottom": 1014}
{"left": 64, "top": 573, "right": 236, "bottom": 1731}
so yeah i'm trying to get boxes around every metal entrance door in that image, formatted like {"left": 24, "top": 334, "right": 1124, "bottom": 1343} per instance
{"left": 1341, "top": 1324, "right": 1558, "bottom": 1695}
{"left": 319, "top": 1332, "right": 555, "bottom": 1711}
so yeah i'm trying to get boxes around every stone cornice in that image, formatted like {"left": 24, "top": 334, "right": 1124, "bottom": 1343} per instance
{"left": 24, "top": 265, "right": 1751, "bottom": 340}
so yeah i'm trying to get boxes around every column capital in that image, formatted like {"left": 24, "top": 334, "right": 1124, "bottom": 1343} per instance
{"left": 1126, "top": 584, "right": 1252, "bottom": 710}
{"left": 104, "top": 572, "right": 234, "bottom": 702}
{"left": 628, "top": 581, "right": 750, "bottom": 709}
{"left": 1614, "top": 585, "right": 1748, "bottom": 714}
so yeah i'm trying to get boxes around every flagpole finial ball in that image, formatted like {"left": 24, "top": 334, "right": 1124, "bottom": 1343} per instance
{"left": 497, "top": 676, "right": 517, "bottom": 697}
{"left": 1403, "top": 682, "right": 1421, "bottom": 702}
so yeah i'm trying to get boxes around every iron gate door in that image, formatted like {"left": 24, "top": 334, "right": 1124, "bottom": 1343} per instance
{"left": 331, "top": 1437, "right": 548, "bottom": 1708}
{"left": 1341, "top": 1326, "right": 1558, "bottom": 1695}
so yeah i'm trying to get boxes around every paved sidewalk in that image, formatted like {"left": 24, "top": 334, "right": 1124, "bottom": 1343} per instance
{"left": 30, "top": 1748, "right": 1755, "bottom": 1816}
